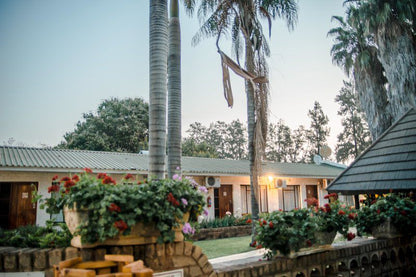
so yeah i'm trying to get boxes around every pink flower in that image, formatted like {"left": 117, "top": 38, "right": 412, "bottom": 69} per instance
{"left": 203, "top": 208, "right": 209, "bottom": 216}
{"left": 182, "top": 223, "right": 195, "bottom": 235}
{"left": 181, "top": 198, "right": 188, "bottom": 206}
{"left": 173, "top": 174, "right": 182, "bottom": 181}
{"left": 198, "top": 186, "right": 208, "bottom": 193}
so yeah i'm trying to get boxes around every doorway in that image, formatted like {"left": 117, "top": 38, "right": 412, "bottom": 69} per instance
{"left": 306, "top": 185, "right": 318, "bottom": 207}
{"left": 7, "top": 182, "right": 37, "bottom": 229}
{"left": 214, "top": 185, "right": 233, "bottom": 218}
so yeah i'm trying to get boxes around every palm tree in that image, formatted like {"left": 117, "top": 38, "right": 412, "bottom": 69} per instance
{"left": 356, "top": 0, "right": 416, "bottom": 120}
{"left": 167, "top": 0, "right": 182, "bottom": 178}
{"left": 328, "top": 9, "right": 392, "bottom": 140}
{"left": 184, "top": 0, "right": 298, "bottom": 240}
{"left": 149, "top": 0, "right": 168, "bottom": 179}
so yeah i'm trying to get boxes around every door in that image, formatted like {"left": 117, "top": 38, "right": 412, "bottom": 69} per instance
{"left": 9, "top": 183, "right": 37, "bottom": 229}
{"left": 216, "top": 185, "right": 233, "bottom": 218}
{"left": 306, "top": 185, "right": 318, "bottom": 207}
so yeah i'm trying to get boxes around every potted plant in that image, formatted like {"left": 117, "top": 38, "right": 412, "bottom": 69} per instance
{"left": 356, "top": 194, "right": 416, "bottom": 239}
{"left": 36, "top": 169, "right": 207, "bottom": 248}
{"left": 253, "top": 208, "right": 317, "bottom": 258}
{"left": 307, "top": 193, "right": 356, "bottom": 245}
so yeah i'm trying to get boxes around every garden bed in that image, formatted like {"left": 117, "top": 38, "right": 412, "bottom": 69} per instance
{"left": 192, "top": 225, "right": 251, "bottom": 241}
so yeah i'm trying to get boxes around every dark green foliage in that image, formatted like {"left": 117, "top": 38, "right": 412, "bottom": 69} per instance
{"left": 335, "top": 81, "right": 372, "bottom": 163}
{"left": 58, "top": 97, "right": 149, "bottom": 152}
{"left": 356, "top": 194, "right": 416, "bottom": 235}
{"left": 254, "top": 209, "right": 317, "bottom": 257}
{"left": 183, "top": 120, "right": 247, "bottom": 159}
{"left": 36, "top": 172, "right": 206, "bottom": 244}
{"left": 0, "top": 220, "right": 72, "bottom": 248}
{"left": 306, "top": 101, "right": 330, "bottom": 161}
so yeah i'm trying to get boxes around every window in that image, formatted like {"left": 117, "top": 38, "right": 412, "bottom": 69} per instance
{"left": 259, "top": 186, "right": 268, "bottom": 213}
{"left": 282, "top": 185, "right": 300, "bottom": 211}
{"left": 240, "top": 185, "right": 251, "bottom": 214}
{"left": 241, "top": 185, "right": 268, "bottom": 213}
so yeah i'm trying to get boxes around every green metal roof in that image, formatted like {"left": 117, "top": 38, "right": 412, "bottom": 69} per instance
{"left": 327, "top": 108, "right": 416, "bottom": 194}
{"left": 0, "top": 146, "right": 344, "bottom": 178}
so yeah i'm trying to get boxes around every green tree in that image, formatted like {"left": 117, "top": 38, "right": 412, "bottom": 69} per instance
{"left": 288, "top": 125, "right": 308, "bottom": 163}
{"left": 306, "top": 101, "right": 330, "bottom": 161}
{"left": 185, "top": 0, "right": 298, "bottom": 241}
{"left": 328, "top": 9, "right": 392, "bottom": 140}
{"left": 225, "top": 120, "right": 247, "bottom": 160}
{"left": 167, "top": 0, "right": 182, "bottom": 178}
{"left": 182, "top": 138, "right": 218, "bottom": 158}
{"left": 266, "top": 120, "right": 293, "bottom": 162}
{"left": 58, "top": 98, "right": 149, "bottom": 152}
{"left": 335, "top": 80, "right": 371, "bottom": 163}
{"left": 149, "top": 0, "right": 168, "bottom": 179}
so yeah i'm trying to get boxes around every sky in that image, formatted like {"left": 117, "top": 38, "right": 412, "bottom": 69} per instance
{"left": 0, "top": 0, "right": 348, "bottom": 153}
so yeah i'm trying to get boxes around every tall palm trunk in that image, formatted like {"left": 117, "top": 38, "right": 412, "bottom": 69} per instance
{"left": 375, "top": 21, "right": 416, "bottom": 120}
{"left": 149, "top": 0, "right": 168, "bottom": 179}
{"left": 245, "top": 40, "right": 260, "bottom": 241}
{"left": 167, "top": 0, "right": 182, "bottom": 178}
{"left": 353, "top": 53, "right": 392, "bottom": 140}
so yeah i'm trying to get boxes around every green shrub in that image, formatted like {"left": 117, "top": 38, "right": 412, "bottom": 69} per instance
{"left": 0, "top": 220, "right": 71, "bottom": 248}
{"left": 198, "top": 214, "right": 252, "bottom": 229}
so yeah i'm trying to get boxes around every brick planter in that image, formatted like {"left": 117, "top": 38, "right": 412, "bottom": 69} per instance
{"left": 192, "top": 225, "right": 251, "bottom": 241}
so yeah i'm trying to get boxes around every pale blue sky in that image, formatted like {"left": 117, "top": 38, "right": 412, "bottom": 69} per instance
{"left": 0, "top": 0, "right": 347, "bottom": 151}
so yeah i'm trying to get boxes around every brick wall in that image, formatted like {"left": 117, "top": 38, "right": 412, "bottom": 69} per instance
{"left": 1, "top": 236, "right": 415, "bottom": 277}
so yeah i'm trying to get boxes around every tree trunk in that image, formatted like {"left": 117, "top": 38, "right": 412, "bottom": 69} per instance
{"left": 245, "top": 41, "right": 260, "bottom": 242}
{"left": 149, "top": 0, "right": 168, "bottom": 179}
{"left": 167, "top": 0, "right": 182, "bottom": 178}
{"left": 375, "top": 21, "right": 416, "bottom": 121}
{"left": 354, "top": 54, "right": 392, "bottom": 140}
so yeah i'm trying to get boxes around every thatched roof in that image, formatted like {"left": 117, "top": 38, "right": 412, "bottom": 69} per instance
{"left": 327, "top": 108, "right": 416, "bottom": 194}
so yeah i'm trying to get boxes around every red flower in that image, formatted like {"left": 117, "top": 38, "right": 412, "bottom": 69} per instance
{"left": 246, "top": 219, "right": 252, "bottom": 224}
{"left": 124, "top": 173, "right": 135, "bottom": 180}
{"left": 72, "top": 175, "right": 80, "bottom": 182}
{"left": 108, "top": 203, "right": 121, "bottom": 213}
{"left": 256, "top": 244, "right": 263, "bottom": 249}
{"left": 371, "top": 199, "right": 377, "bottom": 205}
{"left": 324, "top": 203, "right": 331, "bottom": 213}
{"left": 249, "top": 241, "right": 257, "bottom": 247}
{"left": 348, "top": 213, "right": 356, "bottom": 220}
{"left": 324, "top": 194, "right": 330, "bottom": 199}
{"left": 64, "top": 180, "right": 76, "bottom": 188}
{"left": 97, "top": 173, "right": 107, "bottom": 179}
{"left": 377, "top": 209, "right": 381, "bottom": 214}
{"left": 137, "top": 181, "right": 142, "bottom": 185}
{"left": 269, "top": 221, "right": 274, "bottom": 229}
{"left": 306, "top": 240, "right": 312, "bottom": 247}
{"left": 114, "top": 220, "right": 128, "bottom": 232}
{"left": 102, "top": 176, "right": 116, "bottom": 185}
{"left": 347, "top": 232, "right": 356, "bottom": 241}
{"left": 259, "top": 219, "right": 263, "bottom": 227}
{"left": 338, "top": 210, "right": 346, "bottom": 215}
{"left": 52, "top": 175, "right": 59, "bottom": 181}
{"left": 400, "top": 210, "right": 407, "bottom": 216}
{"left": 61, "top": 176, "right": 71, "bottom": 182}
{"left": 167, "top": 192, "right": 180, "bottom": 206}
{"left": 305, "top": 197, "right": 319, "bottom": 207}
{"left": 263, "top": 220, "right": 267, "bottom": 226}
{"left": 48, "top": 184, "right": 60, "bottom": 193}
{"left": 84, "top": 168, "right": 93, "bottom": 173}
{"left": 324, "top": 193, "right": 339, "bottom": 200}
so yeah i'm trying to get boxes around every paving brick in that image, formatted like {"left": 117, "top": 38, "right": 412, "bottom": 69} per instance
{"left": 189, "top": 265, "right": 203, "bottom": 276}
{"left": 48, "top": 248, "right": 64, "bottom": 268}
{"left": 192, "top": 245, "right": 203, "bottom": 260}
{"left": 184, "top": 241, "right": 193, "bottom": 256}
{"left": 19, "top": 248, "right": 38, "bottom": 272}
{"left": 175, "top": 242, "right": 184, "bottom": 256}
{"left": 3, "top": 250, "right": 18, "bottom": 272}
{"left": 64, "top": 247, "right": 79, "bottom": 259}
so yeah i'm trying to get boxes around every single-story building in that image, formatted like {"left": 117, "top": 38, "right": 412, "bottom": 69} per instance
{"left": 0, "top": 146, "right": 346, "bottom": 229}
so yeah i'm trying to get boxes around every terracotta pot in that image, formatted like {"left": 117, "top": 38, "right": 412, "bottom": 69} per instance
{"left": 371, "top": 218, "right": 401, "bottom": 239}
{"left": 64, "top": 206, "right": 189, "bottom": 248}
{"left": 314, "top": 231, "right": 337, "bottom": 246}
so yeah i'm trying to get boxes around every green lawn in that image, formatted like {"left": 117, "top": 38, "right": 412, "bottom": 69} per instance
{"left": 193, "top": 236, "right": 253, "bottom": 259}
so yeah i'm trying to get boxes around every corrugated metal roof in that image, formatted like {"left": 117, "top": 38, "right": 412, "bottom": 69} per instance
{"left": 0, "top": 146, "right": 343, "bottom": 178}
{"left": 327, "top": 108, "right": 416, "bottom": 194}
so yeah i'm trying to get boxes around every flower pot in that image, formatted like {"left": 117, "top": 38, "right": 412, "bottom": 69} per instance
{"left": 371, "top": 218, "right": 401, "bottom": 239}
{"left": 314, "top": 231, "right": 337, "bottom": 246}
{"left": 64, "top": 206, "right": 188, "bottom": 248}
